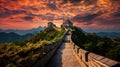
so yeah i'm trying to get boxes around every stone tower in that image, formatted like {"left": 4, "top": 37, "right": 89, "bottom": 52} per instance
{"left": 62, "top": 20, "right": 73, "bottom": 29}
{"left": 48, "top": 22, "right": 56, "bottom": 28}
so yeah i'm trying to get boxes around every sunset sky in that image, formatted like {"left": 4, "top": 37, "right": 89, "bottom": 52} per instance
{"left": 0, "top": 0, "right": 120, "bottom": 32}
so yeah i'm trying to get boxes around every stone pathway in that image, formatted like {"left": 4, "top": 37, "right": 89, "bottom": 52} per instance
{"left": 45, "top": 35, "right": 81, "bottom": 67}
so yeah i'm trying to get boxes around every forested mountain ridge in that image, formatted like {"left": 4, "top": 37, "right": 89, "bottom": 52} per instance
{"left": 0, "top": 25, "right": 66, "bottom": 67}
{"left": 71, "top": 27, "right": 120, "bottom": 61}
{"left": 0, "top": 32, "right": 33, "bottom": 43}
{"left": 0, "top": 26, "right": 44, "bottom": 35}
{"left": 0, "top": 20, "right": 119, "bottom": 67}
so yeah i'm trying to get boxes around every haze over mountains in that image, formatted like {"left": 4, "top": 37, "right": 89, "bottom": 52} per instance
{"left": 78, "top": 27, "right": 120, "bottom": 38}
{"left": 0, "top": 26, "right": 44, "bottom": 43}
{"left": 0, "top": 25, "right": 120, "bottom": 44}
{"left": 96, "top": 32, "right": 120, "bottom": 38}
{"left": 0, "top": 32, "right": 33, "bottom": 43}
{"left": 0, "top": 26, "right": 44, "bottom": 35}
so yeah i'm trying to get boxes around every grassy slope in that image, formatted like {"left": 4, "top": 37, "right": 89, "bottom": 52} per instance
{"left": 0, "top": 27, "right": 65, "bottom": 67}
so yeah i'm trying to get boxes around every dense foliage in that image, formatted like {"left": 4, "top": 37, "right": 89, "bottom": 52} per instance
{"left": 27, "top": 27, "right": 65, "bottom": 43}
{"left": 0, "top": 27, "right": 66, "bottom": 67}
{"left": 0, "top": 32, "right": 33, "bottom": 43}
{"left": 71, "top": 27, "right": 120, "bottom": 61}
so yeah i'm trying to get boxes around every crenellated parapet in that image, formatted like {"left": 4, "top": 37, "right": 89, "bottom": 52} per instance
{"left": 69, "top": 34, "right": 120, "bottom": 67}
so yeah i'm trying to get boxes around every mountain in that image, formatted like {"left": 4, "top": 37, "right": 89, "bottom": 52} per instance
{"left": 72, "top": 27, "right": 120, "bottom": 61}
{"left": 0, "top": 26, "right": 44, "bottom": 35}
{"left": 0, "top": 25, "right": 66, "bottom": 67}
{"left": 96, "top": 32, "right": 120, "bottom": 38}
{"left": 0, "top": 32, "right": 33, "bottom": 43}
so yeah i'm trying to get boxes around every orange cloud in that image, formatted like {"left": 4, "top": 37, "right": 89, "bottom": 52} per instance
{"left": 0, "top": 0, "right": 120, "bottom": 32}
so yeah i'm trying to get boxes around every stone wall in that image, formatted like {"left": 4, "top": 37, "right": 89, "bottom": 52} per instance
{"left": 70, "top": 35, "right": 120, "bottom": 67}
{"left": 33, "top": 40, "right": 61, "bottom": 67}
{"left": 33, "top": 31, "right": 68, "bottom": 67}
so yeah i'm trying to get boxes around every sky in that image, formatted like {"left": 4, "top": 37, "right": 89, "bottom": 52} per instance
{"left": 0, "top": 0, "right": 120, "bottom": 32}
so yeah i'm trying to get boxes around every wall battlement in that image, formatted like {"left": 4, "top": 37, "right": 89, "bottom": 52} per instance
{"left": 33, "top": 31, "right": 68, "bottom": 67}
{"left": 70, "top": 35, "right": 120, "bottom": 67}
{"left": 32, "top": 30, "right": 119, "bottom": 67}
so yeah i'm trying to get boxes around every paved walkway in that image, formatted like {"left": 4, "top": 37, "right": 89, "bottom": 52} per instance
{"left": 45, "top": 35, "right": 81, "bottom": 67}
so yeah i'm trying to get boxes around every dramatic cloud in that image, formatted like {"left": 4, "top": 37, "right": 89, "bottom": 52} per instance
{"left": 71, "top": 13, "right": 101, "bottom": 24}
{"left": 0, "top": 0, "right": 120, "bottom": 32}
{"left": 111, "top": 11, "right": 120, "bottom": 17}
{"left": 0, "top": 10, "right": 26, "bottom": 18}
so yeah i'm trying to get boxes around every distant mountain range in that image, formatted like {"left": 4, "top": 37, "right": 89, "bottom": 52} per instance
{"left": 96, "top": 32, "right": 120, "bottom": 38}
{"left": 0, "top": 26, "right": 44, "bottom": 35}
{"left": 0, "top": 26, "right": 45, "bottom": 43}
{"left": 0, "top": 32, "right": 34, "bottom": 43}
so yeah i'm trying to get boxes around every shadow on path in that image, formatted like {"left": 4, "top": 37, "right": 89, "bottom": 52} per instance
{"left": 45, "top": 42, "right": 65, "bottom": 67}
{"left": 45, "top": 35, "right": 81, "bottom": 67}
